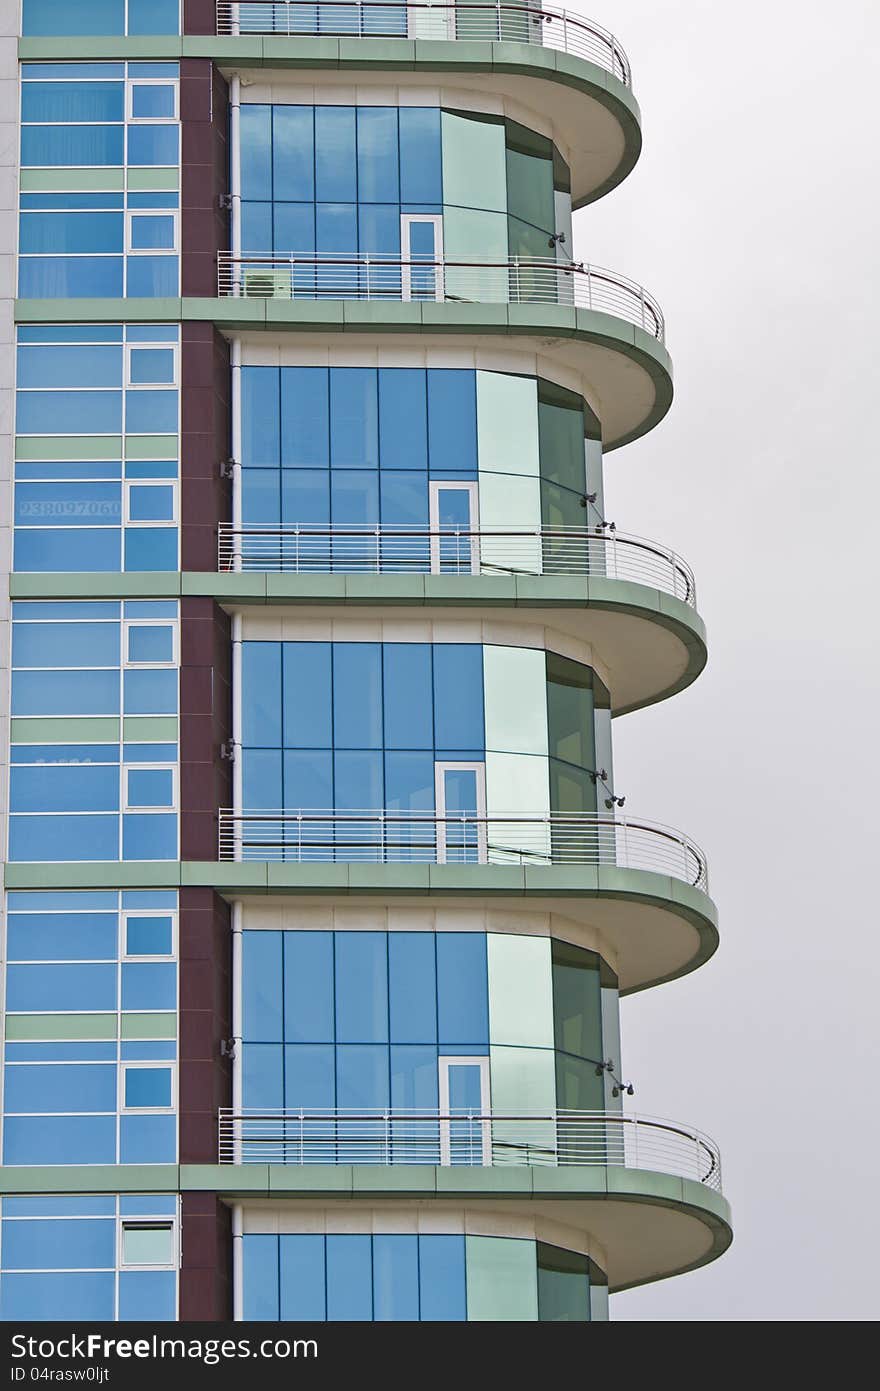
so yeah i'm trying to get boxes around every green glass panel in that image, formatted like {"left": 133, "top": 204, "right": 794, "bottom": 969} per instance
{"left": 21, "top": 169, "right": 124, "bottom": 192}
{"left": 441, "top": 111, "right": 507, "bottom": 213}
{"left": 484, "top": 646, "right": 547, "bottom": 755}
{"left": 6, "top": 1014, "right": 117, "bottom": 1041}
{"left": 506, "top": 148, "right": 555, "bottom": 236}
{"left": 537, "top": 1243, "right": 591, "bottom": 1321}
{"left": 487, "top": 934, "right": 553, "bottom": 1047}
{"left": 127, "top": 169, "right": 179, "bottom": 191}
{"left": 17, "top": 436, "right": 123, "bottom": 461}
{"left": 11, "top": 716, "right": 120, "bottom": 744}
{"left": 465, "top": 1236, "right": 538, "bottom": 1321}
{"left": 123, "top": 716, "right": 178, "bottom": 742}
{"left": 121, "top": 1012, "right": 176, "bottom": 1040}
{"left": 476, "top": 371, "right": 540, "bottom": 478}
{"left": 122, "top": 1224, "right": 174, "bottom": 1265}
{"left": 552, "top": 940, "right": 603, "bottom": 1081}
{"left": 125, "top": 435, "right": 178, "bottom": 460}
{"left": 546, "top": 651, "right": 596, "bottom": 770}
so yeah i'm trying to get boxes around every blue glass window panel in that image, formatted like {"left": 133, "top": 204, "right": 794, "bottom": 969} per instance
{"left": 123, "top": 528, "right": 178, "bottom": 571}
{"left": 283, "top": 932, "right": 334, "bottom": 1042}
{"left": 437, "top": 935, "right": 489, "bottom": 1047}
{"left": 281, "top": 368, "right": 329, "bottom": 467}
{"left": 389, "top": 935, "right": 437, "bottom": 1043}
{"left": 22, "top": 0, "right": 125, "bottom": 37}
{"left": 384, "top": 752, "right": 434, "bottom": 820}
{"left": 448, "top": 1061, "right": 483, "bottom": 1110}
{"left": 380, "top": 471, "right": 429, "bottom": 529}
{"left": 273, "top": 203, "right": 314, "bottom": 254}
{"left": 241, "top": 368, "right": 279, "bottom": 468}
{"left": 21, "top": 126, "right": 124, "bottom": 167}
{"left": 399, "top": 108, "right": 442, "bottom": 204}
{"left": 127, "top": 0, "right": 180, "bottom": 33}
{"left": 242, "top": 749, "right": 281, "bottom": 808}
{"left": 19, "top": 212, "right": 123, "bottom": 254}
{"left": 6, "top": 961, "right": 116, "bottom": 1012}
{"left": 127, "top": 768, "right": 174, "bottom": 807}
{"left": 282, "top": 750, "right": 332, "bottom": 808}
{"left": 242, "top": 643, "right": 281, "bottom": 746}
{"left": 125, "top": 389, "right": 177, "bottom": 433}
{"left": 356, "top": 108, "right": 398, "bottom": 202}
{"left": 273, "top": 106, "right": 314, "bottom": 201}
{"left": 20, "top": 194, "right": 125, "bottom": 208}
{"left": 373, "top": 1235, "right": 418, "bottom": 1321}
{"left": 0, "top": 1271, "right": 115, "bottom": 1321}
{"left": 130, "top": 84, "right": 177, "bottom": 119}
{"left": 3, "top": 1115, "right": 116, "bottom": 1166}
{"left": 119, "top": 1113, "right": 176, "bottom": 1162}
{"left": 358, "top": 204, "right": 399, "bottom": 258}
{"left": 2, "top": 1216, "right": 115, "bottom": 1271}
{"left": 7, "top": 1043, "right": 117, "bottom": 1061}
{"left": 6, "top": 911, "right": 117, "bottom": 961}
{"left": 8, "top": 815, "right": 119, "bottom": 863}
{"left": 10, "top": 764, "right": 119, "bottom": 813}
{"left": 124, "top": 1066, "right": 172, "bottom": 1107}
{"left": 118, "top": 1192, "right": 177, "bottom": 1214}
{"left": 15, "top": 528, "right": 121, "bottom": 572}
{"left": 122, "top": 888, "right": 177, "bottom": 906}
{"left": 117, "top": 1271, "right": 176, "bottom": 1321}
{"left": 11, "top": 744, "right": 117, "bottom": 765}
{"left": 335, "top": 934, "right": 387, "bottom": 1043}
{"left": 241, "top": 470, "right": 279, "bottom": 524}
{"left": 16, "top": 343, "right": 121, "bottom": 388}
{"left": 315, "top": 202, "right": 357, "bottom": 255}
{"left": 13, "top": 619, "right": 119, "bottom": 669}
{"left": 129, "top": 214, "right": 175, "bottom": 250}
{"left": 17, "top": 386, "right": 123, "bottom": 439}
{"left": 419, "top": 1236, "right": 466, "bottom": 1320}
{"left": 122, "top": 814, "right": 177, "bottom": 857}
{"left": 127, "top": 623, "right": 174, "bottom": 661}
{"left": 3, "top": 1195, "right": 116, "bottom": 1216}
{"left": 242, "top": 1044, "right": 283, "bottom": 1109}
{"left": 243, "top": 1235, "right": 279, "bottom": 1321}
{"left": 120, "top": 961, "right": 176, "bottom": 1010}
{"left": 121, "top": 1041, "right": 176, "bottom": 1060}
{"left": 378, "top": 370, "right": 427, "bottom": 471}
{"left": 435, "top": 487, "right": 472, "bottom": 530}
{"left": 382, "top": 644, "right": 432, "bottom": 749}
{"left": 282, "top": 642, "right": 331, "bottom": 747}
{"left": 126, "top": 255, "right": 179, "bottom": 297}
{"left": 283, "top": 1045, "right": 335, "bottom": 1109}
{"left": 442, "top": 767, "right": 478, "bottom": 816}
{"left": 241, "top": 201, "right": 272, "bottom": 253}
{"left": 240, "top": 106, "right": 272, "bottom": 200}
{"left": 126, "top": 915, "right": 173, "bottom": 955}
{"left": 127, "top": 125, "right": 179, "bottom": 166}
{"left": 20, "top": 82, "right": 124, "bottom": 124}
{"left": 315, "top": 108, "right": 356, "bottom": 201}
{"left": 15, "top": 481, "right": 121, "bottom": 525}
{"left": 432, "top": 644, "right": 485, "bottom": 751}
{"left": 124, "top": 600, "right": 177, "bottom": 617}
{"left": 330, "top": 469, "right": 378, "bottom": 526}
{"left": 333, "top": 750, "right": 382, "bottom": 810}
{"left": 326, "top": 1236, "right": 372, "bottom": 1321}
{"left": 280, "top": 470, "right": 330, "bottom": 526}
{"left": 12, "top": 599, "right": 119, "bottom": 617}
{"left": 129, "top": 346, "right": 175, "bottom": 384}
{"left": 390, "top": 1045, "right": 439, "bottom": 1109}
{"left": 428, "top": 370, "right": 478, "bottom": 475}
{"left": 280, "top": 1236, "right": 325, "bottom": 1321}
{"left": 124, "top": 742, "right": 176, "bottom": 762}
{"left": 12, "top": 668, "right": 119, "bottom": 715}
{"left": 242, "top": 931, "right": 283, "bottom": 1040}
{"left": 122, "top": 668, "right": 178, "bottom": 714}
{"left": 126, "top": 461, "right": 177, "bottom": 478}
{"left": 4, "top": 1064, "right": 116, "bottom": 1115}
{"left": 330, "top": 368, "right": 378, "bottom": 468}
{"left": 336, "top": 1045, "right": 389, "bottom": 1109}
{"left": 332, "top": 644, "right": 381, "bottom": 748}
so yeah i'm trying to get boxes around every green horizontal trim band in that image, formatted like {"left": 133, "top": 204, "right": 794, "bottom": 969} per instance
{"left": 18, "top": 34, "right": 641, "bottom": 210}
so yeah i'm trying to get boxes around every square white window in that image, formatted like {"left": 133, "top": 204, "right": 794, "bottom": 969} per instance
{"left": 123, "top": 911, "right": 177, "bottom": 960}
{"left": 120, "top": 1220, "right": 177, "bottom": 1269}
{"left": 126, "top": 210, "right": 178, "bottom": 254}
{"left": 121, "top": 1062, "right": 175, "bottom": 1112}
{"left": 124, "top": 764, "right": 177, "bottom": 812}
{"left": 125, "top": 343, "right": 178, "bottom": 387}
{"left": 124, "top": 481, "right": 177, "bottom": 525}
{"left": 127, "top": 81, "right": 179, "bottom": 123}
{"left": 123, "top": 619, "right": 178, "bottom": 666}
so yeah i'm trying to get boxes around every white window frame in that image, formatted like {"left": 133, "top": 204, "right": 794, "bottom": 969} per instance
{"left": 125, "top": 207, "right": 179, "bottom": 256}
{"left": 122, "top": 909, "right": 178, "bottom": 962}
{"left": 118, "top": 1217, "right": 179, "bottom": 1270}
{"left": 434, "top": 761, "right": 488, "bottom": 865}
{"left": 438, "top": 1055, "right": 491, "bottom": 1167}
{"left": 123, "top": 762, "right": 178, "bottom": 814}
{"left": 126, "top": 78, "right": 180, "bottom": 124}
{"left": 120, "top": 1061, "right": 177, "bottom": 1114}
{"left": 122, "top": 617, "right": 179, "bottom": 667}
{"left": 123, "top": 479, "right": 178, "bottom": 527}
{"left": 401, "top": 214, "right": 444, "bottom": 302}
{"left": 428, "top": 480, "right": 480, "bottom": 575}
{"left": 124, "top": 341, "right": 179, "bottom": 389}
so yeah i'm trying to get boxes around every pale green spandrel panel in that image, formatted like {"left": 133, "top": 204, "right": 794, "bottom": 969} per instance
{"left": 21, "top": 169, "right": 124, "bottom": 192}
{"left": 465, "top": 1236, "right": 538, "bottom": 1321}
{"left": 490, "top": 1044, "right": 556, "bottom": 1114}
{"left": 485, "top": 753, "right": 550, "bottom": 853}
{"left": 601, "top": 985, "right": 622, "bottom": 1112}
{"left": 441, "top": 207, "right": 508, "bottom": 301}
{"left": 125, "top": 435, "right": 178, "bottom": 460}
{"left": 127, "top": 169, "right": 179, "bottom": 192}
{"left": 442, "top": 112, "right": 507, "bottom": 213}
{"left": 554, "top": 189, "right": 573, "bottom": 251}
{"left": 6, "top": 1015, "right": 117, "bottom": 1041}
{"left": 121, "top": 1013, "right": 176, "bottom": 1040}
{"left": 488, "top": 934, "right": 554, "bottom": 1048}
{"left": 123, "top": 716, "right": 178, "bottom": 742}
{"left": 484, "top": 646, "right": 548, "bottom": 756}
{"left": 16, "top": 437, "right": 122, "bottom": 462}
{"left": 476, "top": 370, "right": 540, "bottom": 476}
{"left": 591, "top": 1282, "right": 610, "bottom": 1321}
{"left": 11, "top": 717, "right": 120, "bottom": 744}
{"left": 477, "top": 472, "right": 541, "bottom": 535}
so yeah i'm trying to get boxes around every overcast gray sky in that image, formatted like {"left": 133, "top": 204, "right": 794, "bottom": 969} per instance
{"left": 572, "top": 0, "right": 880, "bottom": 1320}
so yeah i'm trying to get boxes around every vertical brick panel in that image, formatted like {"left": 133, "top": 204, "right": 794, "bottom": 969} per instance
{"left": 181, "top": 60, "right": 228, "bottom": 297}
{"left": 180, "top": 1193, "right": 232, "bottom": 1321}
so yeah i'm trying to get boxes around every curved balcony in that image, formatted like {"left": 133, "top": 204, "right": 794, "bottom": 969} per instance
{"left": 217, "top": 2, "right": 632, "bottom": 89}
{"left": 218, "top": 524, "right": 695, "bottom": 605}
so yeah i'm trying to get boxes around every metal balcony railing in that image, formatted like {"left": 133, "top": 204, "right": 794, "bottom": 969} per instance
{"left": 217, "top": 252, "right": 665, "bottom": 340}
{"left": 217, "top": 524, "right": 696, "bottom": 606}
{"left": 217, "top": 810, "right": 709, "bottom": 890}
{"left": 215, "top": 2, "right": 632, "bottom": 86}
{"left": 217, "top": 1107, "right": 722, "bottom": 1189}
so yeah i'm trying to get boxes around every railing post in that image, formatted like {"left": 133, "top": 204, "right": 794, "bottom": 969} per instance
{"left": 384, "top": 1109, "right": 390, "bottom": 1165}
{"left": 299, "top": 1108, "right": 304, "bottom": 1166}
{"left": 294, "top": 523, "right": 299, "bottom": 573}
{"left": 374, "top": 522, "right": 381, "bottom": 573}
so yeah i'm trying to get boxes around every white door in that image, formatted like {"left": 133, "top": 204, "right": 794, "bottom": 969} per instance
{"left": 438, "top": 1056, "right": 491, "bottom": 1166}
{"left": 435, "top": 762, "right": 487, "bottom": 865}
{"left": 429, "top": 480, "right": 479, "bottom": 574}
{"left": 401, "top": 214, "right": 444, "bottom": 302}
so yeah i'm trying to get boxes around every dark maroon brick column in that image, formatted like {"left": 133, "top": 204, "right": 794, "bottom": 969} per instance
{"left": 183, "top": 0, "right": 218, "bottom": 34}
{"left": 181, "top": 323, "right": 230, "bottom": 574}
{"left": 181, "top": 59, "right": 227, "bottom": 297}
{"left": 180, "top": 597, "right": 232, "bottom": 860}
{"left": 180, "top": 1194, "right": 232, "bottom": 1321}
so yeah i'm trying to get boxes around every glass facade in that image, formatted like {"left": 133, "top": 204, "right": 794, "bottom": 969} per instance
{"left": 22, "top": 1, "right": 180, "bottom": 36}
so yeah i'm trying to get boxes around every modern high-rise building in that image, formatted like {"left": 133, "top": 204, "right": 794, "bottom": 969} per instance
{"left": 0, "top": 2, "right": 731, "bottom": 1322}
